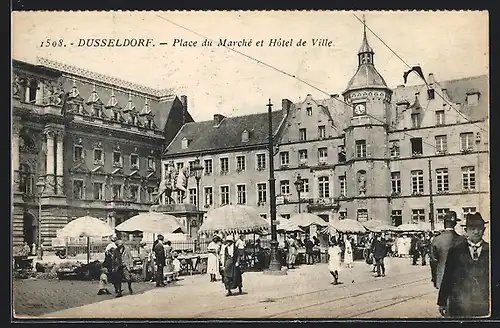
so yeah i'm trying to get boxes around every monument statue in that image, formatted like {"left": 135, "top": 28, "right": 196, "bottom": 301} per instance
{"left": 357, "top": 171, "right": 367, "bottom": 196}
{"left": 153, "top": 162, "right": 189, "bottom": 204}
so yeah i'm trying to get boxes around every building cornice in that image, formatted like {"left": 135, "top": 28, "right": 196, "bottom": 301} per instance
{"left": 388, "top": 119, "right": 487, "bottom": 133}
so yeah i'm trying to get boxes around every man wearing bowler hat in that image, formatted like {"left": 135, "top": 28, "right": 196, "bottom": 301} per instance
{"left": 429, "top": 211, "right": 466, "bottom": 289}
{"left": 438, "top": 212, "right": 490, "bottom": 317}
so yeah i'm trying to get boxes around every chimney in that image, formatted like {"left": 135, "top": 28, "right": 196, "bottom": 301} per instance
{"left": 281, "top": 99, "right": 293, "bottom": 115}
{"left": 213, "top": 114, "right": 225, "bottom": 127}
{"left": 428, "top": 73, "right": 435, "bottom": 85}
{"left": 180, "top": 95, "right": 188, "bottom": 125}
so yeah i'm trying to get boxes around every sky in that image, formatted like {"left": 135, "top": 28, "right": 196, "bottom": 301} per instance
{"left": 12, "top": 11, "right": 489, "bottom": 122}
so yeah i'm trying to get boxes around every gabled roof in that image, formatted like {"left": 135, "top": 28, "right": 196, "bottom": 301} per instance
{"left": 164, "top": 110, "right": 284, "bottom": 155}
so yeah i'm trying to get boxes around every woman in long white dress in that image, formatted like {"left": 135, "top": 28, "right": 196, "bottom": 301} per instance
{"left": 207, "top": 235, "right": 221, "bottom": 282}
{"left": 344, "top": 237, "right": 354, "bottom": 268}
{"left": 328, "top": 237, "right": 342, "bottom": 285}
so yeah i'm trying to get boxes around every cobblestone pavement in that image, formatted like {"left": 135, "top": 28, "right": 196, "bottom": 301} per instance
{"left": 41, "top": 257, "right": 441, "bottom": 319}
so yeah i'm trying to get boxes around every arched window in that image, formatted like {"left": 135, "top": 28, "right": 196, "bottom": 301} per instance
{"left": 28, "top": 80, "right": 38, "bottom": 104}
{"left": 19, "top": 163, "right": 33, "bottom": 195}
{"left": 318, "top": 176, "right": 330, "bottom": 199}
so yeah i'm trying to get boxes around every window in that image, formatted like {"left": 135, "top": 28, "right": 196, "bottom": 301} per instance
{"left": 176, "top": 162, "right": 184, "bottom": 171}
{"left": 462, "top": 207, "right": 477, "bottom": 220}
{"left": 93, "top": 182, "right": 104, "bottom": 200}
{"left": 130, "top": 185, "right": 139, "bottom": 202}
{"left": 339, "top": 176, "right": 347, "bottom": 197}
{"left": 237, "top": 184, "right": 247, "bottom": 204}
{"left": 130, "top": 154, "right": 139, "bottom": 169}
{"left": 188, "top": 160, "right": 195, "bottom": 173}
{"left": 94, "top": 107, "right": 101, "bottom": 118}
{"left": 112, "top": 184, "right": 122, "bottom": 200}
{"left": 355, "top": 140, "right": 367, "bottom": 158}
{"left": 236, "top": 155, "right": 246, "bottom": 172}
{"left": 318, "top": 176, "right": 330, "bottom": 198}
{"left": 73, "top": 145, "right": 84, "bottom": 161}
{"left": 306, "top": 107, "right": 312, "bottom": 116}
{"left": 318, "top": 147, "right": 328, "bottom": 164}
{"left": 411, "top": 170, "right": 424, "bottom": 194}
{"left": 298, "top": 150, "right": 308, "bottom": 165}
{"left": 220, "top": 186, "right": 230, "bottom": 205}
{"left": 189, "top": 188, "right": 197, "bottom": 205}
{"left": 436, "top": 208, "right": 450, "bottom": 223}
{"left": 462, "top": 166, "right": 476, "bottom": 190}
{"left": 427, "top": 89, "right": 435, "bottom": 100}
{"left": 338, "top": 146, "right": 346, "bottom": 163}
{"left": 411, "top": 209, "right": 425, "bottom": 224}
{"left": 73, "top": 180, "right": 84, "bottom": 199}
{"left": 260, "top": 214, "right": 268, "bottom": 220}
{"left": 93, "top": 148, "right": 103, "bottom": 164}
{"left": 435, "top": 110, "right": 445, "bottom": 125}
{"left": 391, "top": 210, "right": 403, "bottom": 226}
{"left": 318, "top": 125, "right": 326, "bottom": 139}
{"left": 146, "top": 118, "right": 153, "bottom": 129}
{"left": 435, "top": 135, "right": 447, "bottom": 154}
{"left": 27, "top": 79, "right": 38, "bottom": 103}
{"left": 460, "top": 132, "right": 474, "bottom": 152}
{"left": 113, "top": 151, "right": 122, "bottom": 167}
{"left": 280, "top": 180, "right": 290, "bottom": 195}
{"left": 390, "top": 141, "right": 400, "bottom": 158}
{"left": 339, "top": 211, "right": 347, "bottom": 220}
{"left": 241, "top": 130, "right": 249, "bottom": 143}
{"left": 280, "top": 152, "right": 289, "bottom": 166}
{"left": 411, "top": 113, "right": 421, "bottom": 128}
{"left": 467, "top": 93, "right": 479, "bottom": 106}
{"left": 147, "top": 157, "right": 155, "bottom": 171}
{"left": 257, "top": 183, "right": 267, "bottom": 204}
{"left": 18, "top": 164, "right": 33, "bottom": 195}
{"left": 113, "top": 111, "right": 120, "bottom": 121}
{"left": 131, "top": 115, "right": 137, "bottom": 125}
{"left": 220, "top": 157, "right": 229, "bottom": 174}
{"left": 410, "top": 137, "right": 423, "bottom": 156}
{"left": 256, "top": 154, "right": 266, "bottom": 170}
{"left": 357, "top": 209, "right": 368, "bottom": 221}
{"left": 299, "top": 128, "right": 307, "bottom": 141}
{"left": 204, "top": 159, "right": 213, "bottom": 175}
{"left": 391, "top": 172, "right": 401, "bottom": 195}
{"left": 181, "top": 137, "right": 189, "bottom": 150}
{"left": 299, "top": 178, "right": 309, "bottom": 194}
{"left": 204, "top": 187, "right": 213, "bottom": 206}
{"left": 436, "top": 168, "right": 449, "bottom": 192}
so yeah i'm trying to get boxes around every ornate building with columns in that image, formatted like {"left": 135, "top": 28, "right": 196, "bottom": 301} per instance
{"left": 12, "top": 58, "right": 193, "bottom": 247}
{"left": 161, "top": 26, "right": 489, "bottom": 233}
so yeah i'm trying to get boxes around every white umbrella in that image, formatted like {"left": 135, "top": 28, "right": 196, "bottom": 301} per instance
{"left": 289, "top": 213, "right": 328, "bottom": 228}
{"left": 199, "top": 204, "right": 270, "bottom": 235}
{"left": 115, "top": 212, "right": 186, "bottom": 234}
{"left": 328, "top": 219, "right": 367, "bottom": 234}
{"left": 362, "top": 220, "right": 393, "bottom": 232}
{"left": 57, "top": 216, "right": 114, "bottom": 264}
{"left": 394, "top": 223, "right": 423, "bottom": 232}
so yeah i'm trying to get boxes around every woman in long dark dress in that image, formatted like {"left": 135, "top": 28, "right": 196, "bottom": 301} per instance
{"left": 220, "top": 235, "right": 243, "bottom": 296}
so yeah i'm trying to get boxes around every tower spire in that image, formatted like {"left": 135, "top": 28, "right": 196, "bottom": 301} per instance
{"left": 358, "top": 14, "right": 374, "bottom": 66}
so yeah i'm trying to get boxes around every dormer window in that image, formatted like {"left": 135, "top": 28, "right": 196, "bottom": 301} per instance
{"left": 147, "top": 118, "right": 153, "bottom": 129}
{"left": 94, "top": 107, "right": 101, "bottom": 118}
{"left": 113, "top": 111, "right": 119, "bottom": 121}
{"left": 241, "top": 130, "right": 249, "bottom": 143}
{"left": 427, "top": 89, "right": 435, "bottom": 100}
{"left": 467, "top": 93, "right": 479, "bottom": 106}
{"left": 181, "top": 137, "right": 189, "bottom": 150}
{"left": 306, "top": 107, "right": 313, "bottom": 116}
{"left": 131, "top": 116, "right": 137, "bottom": 125}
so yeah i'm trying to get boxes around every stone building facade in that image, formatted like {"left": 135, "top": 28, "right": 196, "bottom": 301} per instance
{"left": 161, "top": 27, "right": 490, "bottom": 232}
{"left": 12, "top": 58, "right": 193, "bottom": 247}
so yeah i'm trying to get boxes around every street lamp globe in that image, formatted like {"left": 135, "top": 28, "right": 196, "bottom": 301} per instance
{"left": 192, "top": 156, "right": 204, "bottom": 180}
{"left": 294, "top": 173, "right": 303, "bottom": 194}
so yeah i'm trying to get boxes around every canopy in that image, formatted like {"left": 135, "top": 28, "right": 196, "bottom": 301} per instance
{"left": 57, "top": 216, "right": 114, "bottom": 238}
{"left": 393, "top": 223, "right": 424, "bottom": 232}
{"left": 362, "top": 220, "right": 393, "bottom": 232}
{"left": 289, "top": 213, "right": 328, "bottom": 228}
{"left": 327, "top": 219, "right": 367, "bottom": 234}
{"left": 115, "top": 212, "right": 186, "bottom": 234}
{"left": 262, "top": 216, "right": 304, "bottom": 234}
{"left": 199, "top": 205, "right": 270, "bottom": 235}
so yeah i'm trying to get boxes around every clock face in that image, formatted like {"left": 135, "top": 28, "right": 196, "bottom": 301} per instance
{"left": 354, "top": 103, "right": 366, "bottom": 115}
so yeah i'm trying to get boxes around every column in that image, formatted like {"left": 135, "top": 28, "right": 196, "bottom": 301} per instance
{"left": 12, "top": 119, "right": 22, "bottom": 193}
{"left": 56, "top": 130, "right": 65, "bottom": 195}
{"left": 44, "top": 127, "right": 56, "bottom": 195}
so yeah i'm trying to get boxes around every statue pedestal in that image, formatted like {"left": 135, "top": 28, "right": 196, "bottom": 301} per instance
{"left": 150, "top": 204, "right": 204, "bottom": 239}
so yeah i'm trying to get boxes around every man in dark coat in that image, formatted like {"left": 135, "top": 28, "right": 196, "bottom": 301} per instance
{"left": 429, "top": 211, "right": 466, "bottom": 289}
{"left": 438, "top": 213, "right": 490, "bottom": 317}
{"left": 221, "top": 235, "right": 243, "bottom": 296}
{"left": 370, "top": 233, "right": 388, "bottom": 277}
{"left": 112, "top": 239, "right": 134, "bottom": 297}
{"left": 153, "top": 234, "right": 166, "bottom": 287}
{"left": 410, "top": 233, "right": 422, "bottom": 265}
{"left": 304, "top": 236, "right": 315, "bottom": 265}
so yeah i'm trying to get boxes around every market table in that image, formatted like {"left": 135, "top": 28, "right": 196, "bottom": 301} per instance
{"left": 177, "top": 253, "right": 209, "bottom": 275}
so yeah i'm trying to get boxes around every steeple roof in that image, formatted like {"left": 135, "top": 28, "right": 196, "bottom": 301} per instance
{"left": 358, "top": 18, "right": 374, "bottom": 54}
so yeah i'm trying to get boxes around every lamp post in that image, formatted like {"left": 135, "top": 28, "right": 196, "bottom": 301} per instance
{"left": 294, "top": 174, "right": 304, "bottom": 214}
{"left": 264, "top": 99, "right": 285, "bottom": 275}
{"left": 35, "top": 177, "right": 46, "bottom": 260}
{"left": 191, "top": 156, "right": 204, "bottom": 252}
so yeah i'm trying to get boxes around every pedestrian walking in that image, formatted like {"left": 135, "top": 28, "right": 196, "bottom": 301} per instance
{"left": 343, "top": 236, "right": 354, "bottom": 268}
{"left": 111, "top": 239, "right": 134, "bottom": 297}
{"left": 207, "top": 235, "right": 222, "bottom": 282}
{"left": 304, "top": 236, "right": 314, "bottom": 265}
{"left": 420, "top": 233, "right": 431, "bottom": 266}
{"left": 429, "top": 211, "right": 466, "bottom": 289}
{"left": 370, "top": 233, "right": 388, "bottom": 277}
{"left": 286, "top": 234, "right": 298, "bottom": 269}
{"left": 220, "top": 235, "right": 243, "bottom": 296}
{"left": 328, "top": 237, "right": 342, "bottom": 285}
{"left": 410, "top": 233, "right": 422, "bottom": 265}
{"left": 438, "top": 212, "right": 490, "bottom": 317}
{"left": 164, "top": 240, "right": 174, "bottom": 283}
{"left": 153, "top": 235, "right": 166, "bottom": 287}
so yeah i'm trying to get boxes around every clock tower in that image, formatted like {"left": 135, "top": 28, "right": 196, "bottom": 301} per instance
{"left": 340, "top": 17, "right": 392, "bottom": 224}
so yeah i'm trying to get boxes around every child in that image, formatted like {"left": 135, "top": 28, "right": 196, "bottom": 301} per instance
{"left": 328, "top": 238, "right": 342, "bottom": 285}
{"left": 172, "top": 252, "right": 181, "bottom": 281}
{"left": 98, "top": 267, "right": 112, "bottom": 295}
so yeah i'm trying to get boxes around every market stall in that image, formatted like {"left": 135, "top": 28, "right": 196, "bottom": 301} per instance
{"left": 322, "top": 219, "right": 367, "bottom": 260}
